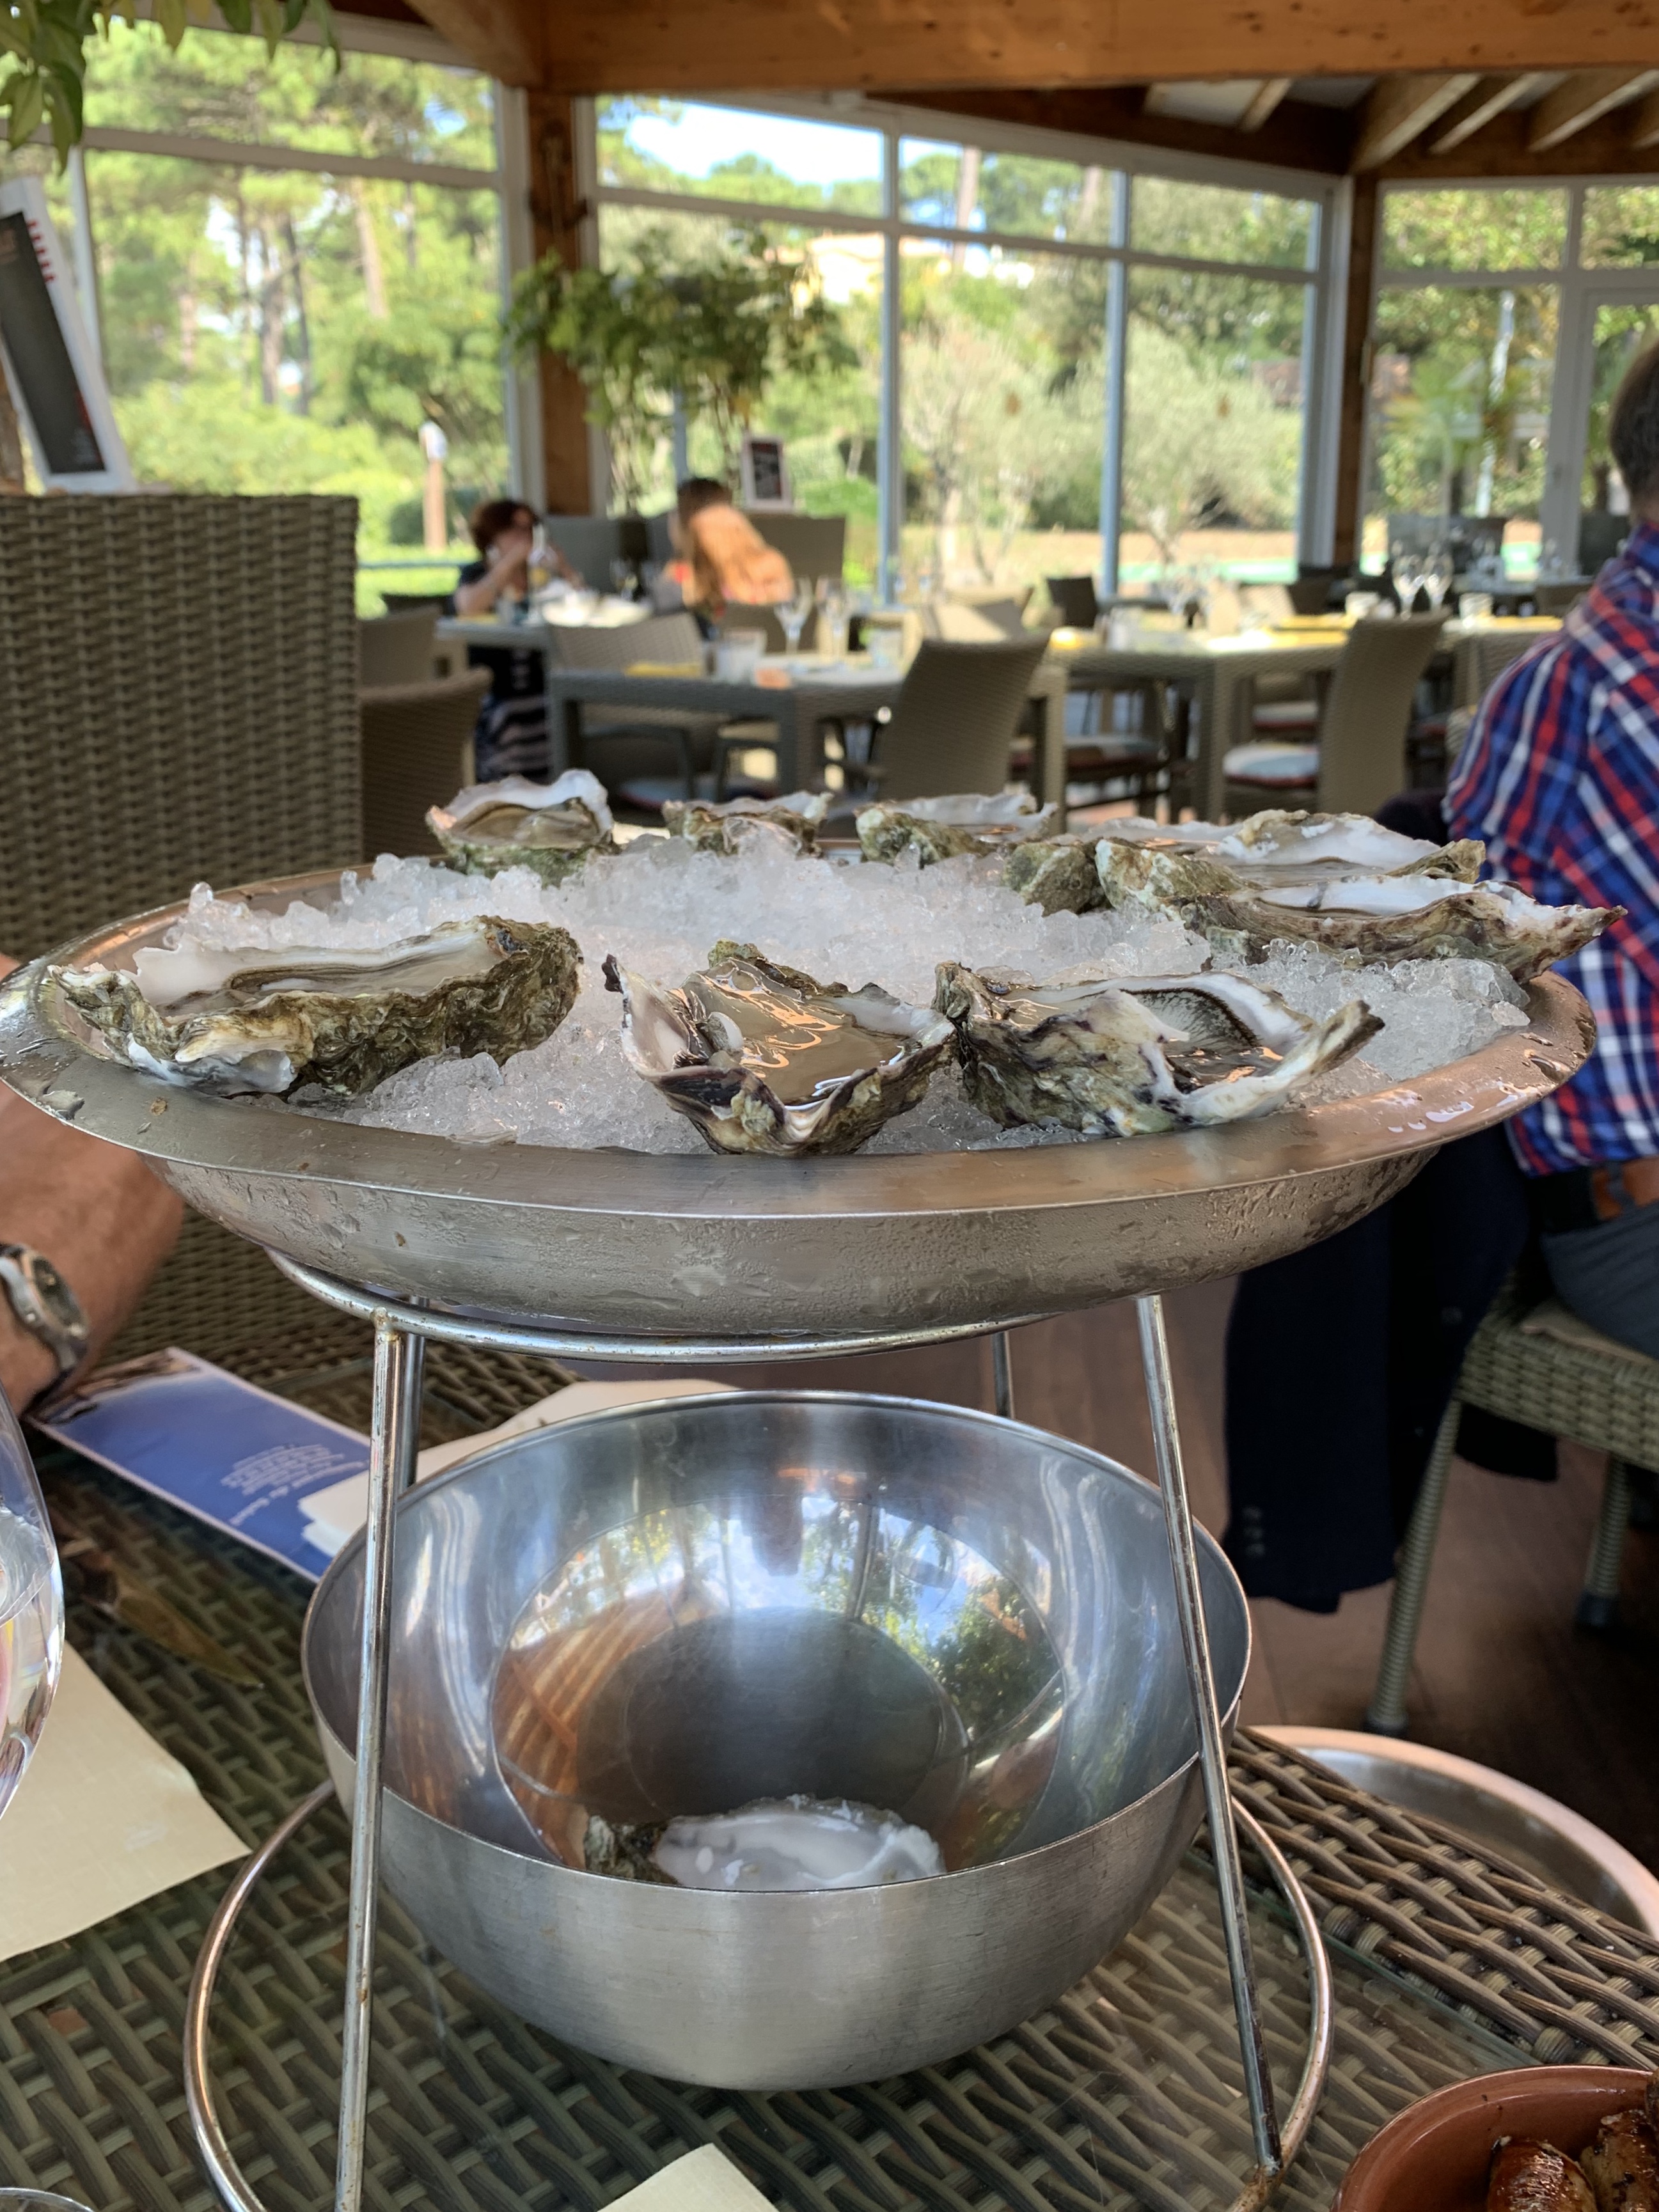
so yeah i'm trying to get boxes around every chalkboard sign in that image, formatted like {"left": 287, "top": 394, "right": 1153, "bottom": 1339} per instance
{"left": 740, "top": 434, "right": 790, "bottom": 509}
{"left": 0, "top": 179, "right": 131, "bottom": 490}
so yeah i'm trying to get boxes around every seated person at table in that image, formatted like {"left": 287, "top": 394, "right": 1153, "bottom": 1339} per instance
{"left": 0, "top": 955, "right": 183, "bottom": 1415}
{"left": 1447, "top": 337, "right": 1659, "bottom": 1358}
{"left": 449, "top": 498, "right": 572, "bottom": 780}
{"left": 656, "top": 478, "right": 792, "bottom": 630}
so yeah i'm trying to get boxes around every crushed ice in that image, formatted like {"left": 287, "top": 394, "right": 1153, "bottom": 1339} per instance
{"left": 169, "top": 842, "right": 1530, "bottom": 1154}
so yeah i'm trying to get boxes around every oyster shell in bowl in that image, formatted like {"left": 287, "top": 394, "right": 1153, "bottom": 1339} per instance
{"left": 662, "top": 791, "right": 828, "bottom": 855}
{"left": 603, "top": 940, "right": 952, "bottom": 1156}
{"left": 54, "top": 917, "right": 581, "bottom": 1097}
{"left": 427, "top": 771, "right": 615, "bottom": 883}
{"left": 857, "top": 793, "right": 1059, "bottom": 866}
{"left": 1002, "top": 836, "right": 1106, "bottom": 915}
{"left": 1207, "top": 809, "right": 1484, "bottom": 883}
{"left": 933, "top": 964, "right": 1381, "bottom": 1138}
{"left": 1096, "top": 840, "right": 1616, "bottom": 982}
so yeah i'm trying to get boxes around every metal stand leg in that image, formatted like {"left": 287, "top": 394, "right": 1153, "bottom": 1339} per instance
{"left": 991, "top": 1330, "right": 1016, "bottom": 1422}
{"left": 1365, "top": 1393, "right": 1459, "bottom": 1737}
{"left": 1576, "top": 1454, "right": 1632, "bottom": 1630}
{"left": 1135, "top": 1294, "right": 1280, "bottom": 2176}
{"left": 334, "top": 1317, "right": 421, "bottom": 2212}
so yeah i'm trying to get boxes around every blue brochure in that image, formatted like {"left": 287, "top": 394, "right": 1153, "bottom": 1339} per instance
{"left": 31, "top": 1348, "right": 371, "bottom": 1580}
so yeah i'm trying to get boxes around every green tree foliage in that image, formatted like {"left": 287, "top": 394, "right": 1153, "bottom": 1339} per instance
{"left": 505, "top": 221, "right": 854, "bottom": 506}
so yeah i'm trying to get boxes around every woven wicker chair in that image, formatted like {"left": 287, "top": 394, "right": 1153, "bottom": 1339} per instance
{"left": 362, "top": 670, "right": 490, "bottom": 857}
{"left": 1452, "top": 627, "right": 1547, "bottom": 710}
{"left": 359, "top": 608, "right": 438, "bottom": 687}
{"left": 1367, "top": 1279, "right": 1659, "bottom": 1736}
{"left": 1223, "top": 613, "right": 1446, "bottom": 820}
{"left": 0, "top": 491, "right": 361, "bottom": 1358}
{"left": 551, "top": 610, "right": 726, "bottom": 799}
{"left": 859, "top": 636, "right": 1050, "bottom": 804}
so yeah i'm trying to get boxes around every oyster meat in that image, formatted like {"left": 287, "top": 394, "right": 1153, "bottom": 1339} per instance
{"left": 662, "top": 790, "right": 828, "bottom": 855}
{"left": 857, "top": 792, "right": 1058, "bottom": 866}
{"left": 1097, "top": 838, "right": 1616, "bottom": 981}
{"left": 55, "top": 916, "right": 581, "bottom": 1097}
{"left": 934, "top": 963, "right": 1381, "bottom": 1138}
{"left": 1097, "top": 808, "right": 1483, "bottom": 886}
{"left": 427, "top": 769, "right": 615, "bottom": 884}
{"left": 604, "top": 939, "right": 952, "bottom": 1156}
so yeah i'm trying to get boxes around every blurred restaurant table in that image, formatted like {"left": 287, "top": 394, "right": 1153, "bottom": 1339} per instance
{"left": 1051, "top": 625, "right": 1349, "bottom": 820}
{"left": 545, "top": 652, "right": 1069, "bottom": 806}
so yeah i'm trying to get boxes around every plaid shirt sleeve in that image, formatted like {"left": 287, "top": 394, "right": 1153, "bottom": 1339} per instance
{"left": 1446, "top": 528, "right": 1659, "bottom": 1174}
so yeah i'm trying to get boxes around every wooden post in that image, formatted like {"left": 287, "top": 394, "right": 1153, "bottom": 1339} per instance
{"left": 1332, "top": 173, "right": 1380, "bottom": 572}
{"left": 526, "top": 88, "right": 594, "bottom": 515}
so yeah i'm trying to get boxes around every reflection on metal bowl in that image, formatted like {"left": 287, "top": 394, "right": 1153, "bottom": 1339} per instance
{"left": 303, "top": 1392, "right": 1252, "bottom": 2089}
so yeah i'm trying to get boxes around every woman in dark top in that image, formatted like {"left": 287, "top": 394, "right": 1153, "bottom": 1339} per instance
{"left": 449, "top": 498, "right": 576, "bottom": 781}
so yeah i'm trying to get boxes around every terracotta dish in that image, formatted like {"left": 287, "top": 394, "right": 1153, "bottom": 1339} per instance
{"left": 1335, "top": 2067, "right": 1649, "bottom": 2211}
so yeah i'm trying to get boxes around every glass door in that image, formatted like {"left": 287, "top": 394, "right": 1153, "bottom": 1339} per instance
{"left": 1540, "top": 278, "right": 1659, "bottom": 577}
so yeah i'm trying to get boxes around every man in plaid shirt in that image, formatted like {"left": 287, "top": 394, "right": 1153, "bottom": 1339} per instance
{"left": 1447, "top": 341, "right": 1659, "bottom": 1356}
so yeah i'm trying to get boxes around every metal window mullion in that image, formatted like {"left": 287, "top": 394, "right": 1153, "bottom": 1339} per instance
{"left": 1099, "top": 172, "right": 1129, "bottom": 598}
{"left": 879, "top": 127, "right": 902, "bottom": 600}
{"left": 74, "top": 123, "right": 497, "bottom": 191}
{"left": 495, "top": 84, "right": 542, "bottom": 513}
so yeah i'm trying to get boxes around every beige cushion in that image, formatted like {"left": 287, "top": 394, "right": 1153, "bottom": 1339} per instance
{"left": 1223, "top": 740, "right": 1319, "bottom": 785}
{"left": 1518, "top": 1297, "right": 1659, "bottom": 1369}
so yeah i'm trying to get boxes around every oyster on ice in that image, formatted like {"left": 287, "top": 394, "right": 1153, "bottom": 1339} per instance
{"left": 1096, "top": 838, "right": 1616, "bottom": 981}
{"left": 1208, "top": 809, "right": 1484, "bottom": 883}
{"left": 857, "top": 792, "right": 1058, "bottom": 866}
{"left": 54, "top": 917, "right": 581, "bottom": 1097}
{"left": 662, "top": 790, "right": 828, "bottom": 855}
{"left": 427, "top": 770, "right": 615, "bottom": 883}
{"left": 603, "top": 939, "right": 952, "bottom": 1156}
{"left": 934, "top": 963, "right": 1381, "bottom": 1138}
{"left": 1001, "top": 836, "right": 1105, "bottom": 915}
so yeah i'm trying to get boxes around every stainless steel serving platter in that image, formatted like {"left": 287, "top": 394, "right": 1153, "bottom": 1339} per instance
{"left": 0, "top": 872, "right": 1594, "bottom": 1342}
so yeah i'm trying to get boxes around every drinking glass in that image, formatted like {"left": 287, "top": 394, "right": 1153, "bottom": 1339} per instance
{"left": 0, "top": 1391, "right": 63, "bottom": 1821}
{"left": 1537, "top": 535, "right": 1562, "bottom": 581}
{"left": 779, "top": 577, "right": 816, "bottom": 655}
{"left": 1420, "top": 540, "right": 1454, "bottom": 613}
{"left": 1390, "top": 553, "right": 1424, "bottom": 615}
{"left": 818, "top": 578, "right": 849, "bottom": 661}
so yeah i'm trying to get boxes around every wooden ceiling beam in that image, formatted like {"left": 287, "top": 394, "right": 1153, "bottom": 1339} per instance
{"left": 1527, "top": 67, "right": 1659, "bottom": 150}
{"left": 399, "top": 0, "right": 540, "bottom": 81}
{"left": 1380, "top": 100, "right": 1659, "bottom": 176}
{"left": 505, "top": 0, "right": 1659, "bottom": 99}
{"left": 891, "top": 86, "right": 1353, "bottom": 176}
{"left": 1237, "top": 77, "right": 1293, "bottom": 132}
{"left": 1629, "top": 84, "right": 1659, "bottom": 151}
{"left": 1352, "top": 73, "right": 1481, "bottom": 169}
{"left": 1426, "top": 72, "right": 1549, "bottom": 152}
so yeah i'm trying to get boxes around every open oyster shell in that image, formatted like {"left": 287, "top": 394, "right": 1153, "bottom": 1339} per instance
{"left": 663, "top": 790, "right": 828, "bottom": 855}
{"left": 427, "top": 770, "right": 615, "bottom": 884}
{"left": 934, "top": 963, "right": 1381, "bottom": 1138}
{"left": 54, "top": 917, "right": 581, "bottom": 1097}
{"left": 1096, "top": 809, "right": 1482, "bottom": 884}
{"left": 1097, "top": 840, "right": 1616, "bottom": 981}
{"left": 858, "top": 793, "right": 1059, "bottom": 866}
{"left": 603, "top": 939, "right": 952, "bottom": 1156}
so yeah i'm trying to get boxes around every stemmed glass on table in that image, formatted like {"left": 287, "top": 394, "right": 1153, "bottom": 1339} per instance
{"left": 778, "top": 576, "right": 816, "bottom": 655}
{"left": 1419, "top": 538, "right": 1454, "bottom": 615}
{"left": 1388, "top": 534, "right": 1424, "bottom": 616}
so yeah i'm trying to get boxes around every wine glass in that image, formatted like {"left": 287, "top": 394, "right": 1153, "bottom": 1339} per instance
{"left": 0, "top": 1391, "right": 64, "bottom": 1821}
{"left": 1389, "top": 540, "right": 1424, "bottom": 615}
{"left": 1420, "top": 538, "right": 1454, "bottom": 613}
{"left": 778, "top": 576, "right": 816, "bottom": 656}
{"left": 818, "top": 577, "right": 849, "bottom": 661}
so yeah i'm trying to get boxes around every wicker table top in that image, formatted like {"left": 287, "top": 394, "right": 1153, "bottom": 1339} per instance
{"left": 9, "top": 1322, "right": 1659, "bottom": 2212}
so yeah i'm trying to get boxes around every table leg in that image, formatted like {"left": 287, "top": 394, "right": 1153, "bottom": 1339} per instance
{"left": 774, "top": 699, "right": 801, "bottom": 793}
{"left": 1196, "top": 667, "right": 1227, "bottom": 821}
{"left": 333, "top": 1316, "right": 422, "bottom": 2212}
{"left": 1034, "top": 679, "right": 1066, "bottom": 820}
{"left": 1135, "top": 1294, "right": 1281, "bottom": 2176}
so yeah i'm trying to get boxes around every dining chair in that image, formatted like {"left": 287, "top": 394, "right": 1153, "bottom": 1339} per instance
{"left": 361, "top": 669, "right": 491, "bottom": 857}
{"left": 360, "top": 607, "right": 438, "bottom": 687}
{"left": 1045, "top": 576, "right": 1100, "bottom": 630}
{"left": 1287, "top": 565, "right": 1346, "bottom": 616}
{"left": 1367, "top": 1279, "right": 1659, "bottom": 1736}
{"left": 743, "top": 510, "right": 845, "bottom": 583}
{"left": 1223, "top": 613, "right": 1446, "bottom": 820}
{"left": 932, "top": 596, "right": 1028, "bottom": 641}
{"left": 856, "top": 636, "right": 1050, "bottom": 804}
{"left": 550, "top": 610, "right": 727, "bottom": 801}
{"left": 0, "top": 490, "right": 362, "bottom": 1357}
{"left": 1532, "top": 583, "right": 1586, "bottom": 618}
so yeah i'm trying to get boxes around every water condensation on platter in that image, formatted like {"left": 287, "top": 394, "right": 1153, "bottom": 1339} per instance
{"left": 168, "top": 838, "right": 1532, "bottom": 1155}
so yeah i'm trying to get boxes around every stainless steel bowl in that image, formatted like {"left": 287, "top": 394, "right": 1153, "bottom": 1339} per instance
{"left": 303, "top": 1391, "right": 1251, "bottom": 2089}
{"left": 0, "top": 873, "right": 1594, "bottom": 1340}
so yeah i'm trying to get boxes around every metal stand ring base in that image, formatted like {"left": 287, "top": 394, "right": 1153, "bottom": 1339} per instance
{"left": 183, "top": 1782, "right": 1332, "bottom": 2212}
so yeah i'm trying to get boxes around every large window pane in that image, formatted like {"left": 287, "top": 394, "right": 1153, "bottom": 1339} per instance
{"left": 1119, "top": 269, "right": 1307, "bottom": 590}
{"left": 84, "top": 149, "right": 505, "bottom": 555}
{"left": 594, "top": 205, "right": 882, "bottom": 582}
{"left": 900, "top": 241, "right": 1103, "bottom": 593}
{"left": 1381, "top": 188, "right": 1566, "bottom": 272}
{"left": 1366, "top": 286, "right": 1556, "bottom": 571}
{"left": 1129, "top": 177, "right": 1312, "bottom": 269}
{"left": 897, "top": 138, "right": 1113, "bottom": 244}
{"left": 83, "top": 19, "right": 496, "bottom": 167}
{"left": 1582, "top": 187, "right": 1659, "bottom": 267}
{"left": 598, "top": 98, "right": 882, "bottom": 218}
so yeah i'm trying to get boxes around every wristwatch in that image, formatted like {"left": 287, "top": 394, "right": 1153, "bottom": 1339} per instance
{"left": 0, "top": 1244, "right": 90, "bottom": 1379}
